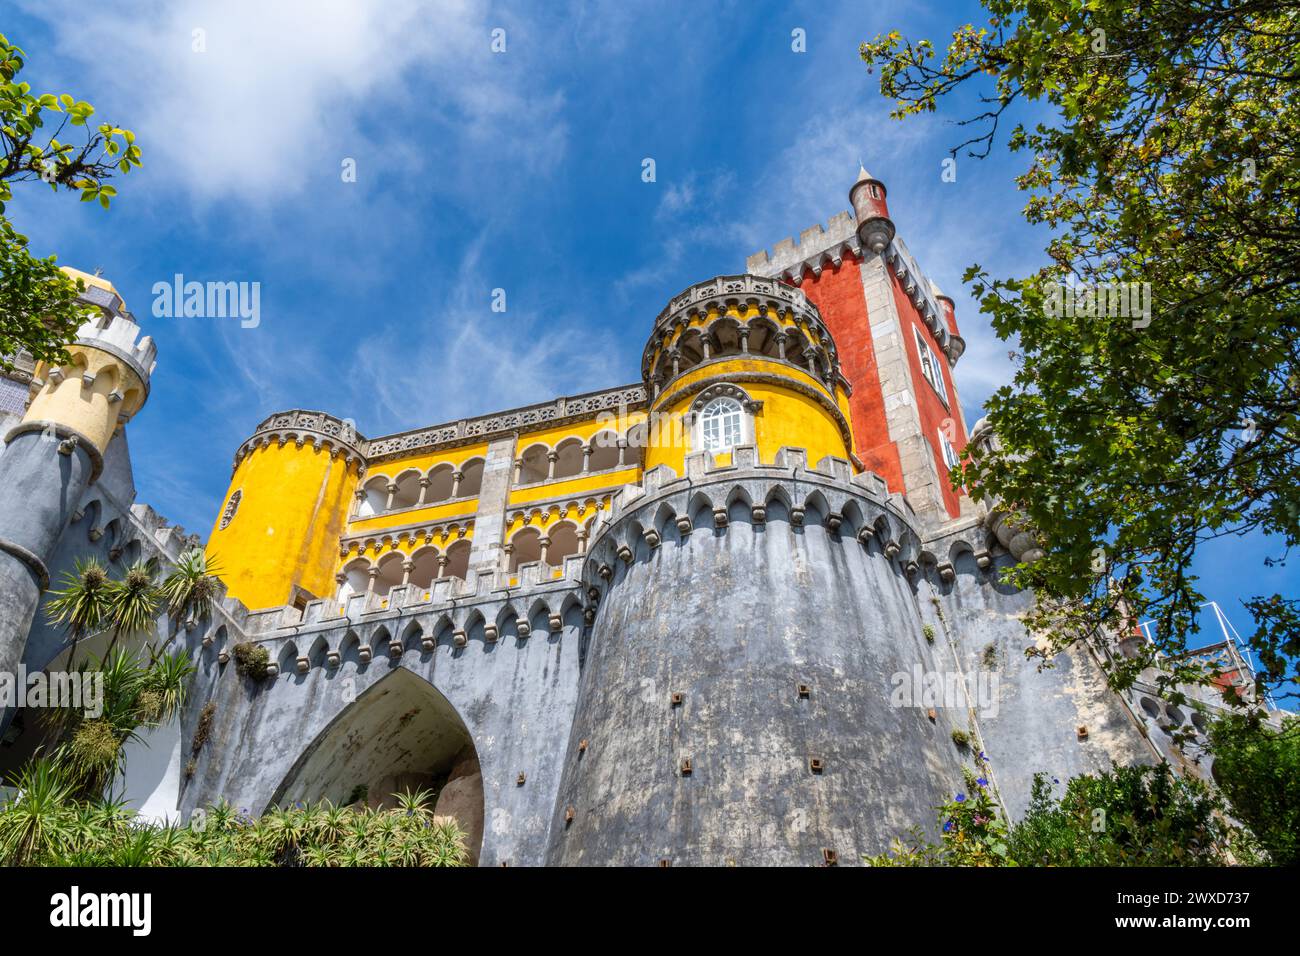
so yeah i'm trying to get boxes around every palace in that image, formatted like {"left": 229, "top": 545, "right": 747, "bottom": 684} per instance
{"left": 0, "top": 168, "right": 1243, "bottom": 865}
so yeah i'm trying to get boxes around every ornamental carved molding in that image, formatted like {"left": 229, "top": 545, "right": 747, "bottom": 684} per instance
{"left": 364, "top": 386, "right": 648, "bottom": 464}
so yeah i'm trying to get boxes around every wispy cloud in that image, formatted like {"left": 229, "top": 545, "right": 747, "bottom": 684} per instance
{"left": 16, "top": 0, "right": 568, "bottom": 206}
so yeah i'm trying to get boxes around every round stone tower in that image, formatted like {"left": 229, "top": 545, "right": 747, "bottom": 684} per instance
{"left": 546, "top": 277, "right": 973, "bottom": 866}
{"left": 0, "top": 270, "right": 154, "bottom": 682}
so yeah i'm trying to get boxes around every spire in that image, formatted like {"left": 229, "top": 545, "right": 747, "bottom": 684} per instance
{"left": 856, "top": 164, "right": 873, "bottom": 184}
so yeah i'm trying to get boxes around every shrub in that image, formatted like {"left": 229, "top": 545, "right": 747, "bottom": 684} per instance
{"left": 233, "top": 642, "right": 270, "bottom": 680}
{"left": 1207, "top": 713, "right": 1300, "bottom": 865}
{"left": 951, "top": 728, "right": 971, "bottom": 748}
{"left": 0, "top": 768, "right": 468, "bottom": 867}
{"left": 922, "top": 624, "right": 936, "bottom": 644}
{"left": 1006, "top": 765, "right": 1257, "bottom": 866}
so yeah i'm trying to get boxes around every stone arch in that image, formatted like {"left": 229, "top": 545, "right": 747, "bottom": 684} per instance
{"left": 676, "top": 328, "right": 705, "bottom": 373}
{"left": 426, "top": 463, "right": 456, "bottom": 503}
{"left": 338, "top": 557, "right": 371, "bottom": 602}
{"left": 745, "top": 315, "right": 782, "bottom": 359}
{"left": 687, "top": 490, "right": 715, "bottom": 531}
{"left": 651, "top": 501, "right": 679, "bottom": 543}
{"left": 588, "top": 430, "right": 621, "bottom": 472}
{"left": 307, "top": 635, "right": 330, "bottom": 669}
{"left": 552, "top": 437, "right": 585, "bottom": 480}
{"left": 373, "top": 552, "right": 405, "bottom": 598}
{"left": 546, "top": 520, "right": 580, "bottom": 567}
{"left": 276, "top": 640, "right": 299, "bottom": 679}
{"left": 458, "top": 457, "right": 485, "bottom": 497}
{"left": 391, "top": 469, "right": 423, "bottom": 510}
{"left": 508, "top": 526, "right": 542, "bottom": 572}
{"left": 518, "top": 443, "right": 549, "bottom": 484}
{"left": 444, "top": 539, "right": 471, "bottom": 580}
{"left": 401, "top": 618, "right": 425, "bottom": 653}
{"left": 707, "top": 315, "right": 744, "bottom": 359}
{"left": 408, "top": 546, "right": 441, "bottom": 591}
{"left": 358, "top": 476, "right": 389, "bottom": 517}
{"left": 269, "top": 667, "right": 484, "bottom": 864}
{"left": 78, "top": 498, "right": 103, "bottom": 539}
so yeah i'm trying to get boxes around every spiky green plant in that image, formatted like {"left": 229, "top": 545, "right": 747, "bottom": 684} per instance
{"left": 0, "top": 758, "right": 76, "bottom": 865}
{"left": 158, "top": 548, "right": 224, "bottom": 631}
{"left": 103, "top": 559, "right": 161, "bottom": 656}
{"left": 45, "top": 557, "right": 112, "bottom": 669}
{"left": 139, "top": 651, "right": 193, "bottom": 726}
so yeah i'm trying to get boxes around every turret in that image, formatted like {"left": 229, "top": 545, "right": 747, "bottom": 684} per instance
{"left": 848, "top": 166, "right": 895, "bottom": 254}
{"left": 209, "top": 411, "right": 365, "bottom": 610}
{"left": 0, "top": 269, "right": 155, "bottom": 687}
{"left": 638, "top": 274, "right": 855, "bottom": 476}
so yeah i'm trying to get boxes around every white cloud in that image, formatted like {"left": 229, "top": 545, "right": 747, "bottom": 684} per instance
{"left": 16, "top": 0, "right": 567, "bottom": 205}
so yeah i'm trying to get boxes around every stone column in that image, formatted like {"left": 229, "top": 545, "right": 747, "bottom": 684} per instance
{"left": 546, "top": 451, "right": 558, "bottom": 481}
{"left": 451, "top": 470, "right": 463, "bottom": 498}
{"left": 467, "top": 434, "right": 517, "bottom": 572}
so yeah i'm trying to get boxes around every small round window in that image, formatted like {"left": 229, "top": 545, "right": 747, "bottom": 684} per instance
{"left": 700, "top": 397, "right": 744, "bottom": 453}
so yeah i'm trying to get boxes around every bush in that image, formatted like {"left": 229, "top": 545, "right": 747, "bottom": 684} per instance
{"left": 0, "top": 761, "right": 468, "bottom": 867}
{"left": 867, "top": 763, "right": 1260, "bottom": 867}
{"left": 1207, "top": 713, "right": 1300, "bottom": 865}
{"left": 1006, "top": 765, "right": 1256, "bottom": 866}
{"left": 233, "top": 642, "right": 270, "bottom": 680}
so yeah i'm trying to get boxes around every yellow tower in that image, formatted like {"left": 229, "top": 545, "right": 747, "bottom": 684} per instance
{"left": 0, "top": 269, "right": 155, "bottom": 683}
{"left": 208, "top": 411, "right": 365, "bottom": 611}
{"left": 640, "top": 274, "right": 855, "bottom": 474}
{"left": 23, "top": 269, "right": 153, "bottom": 455}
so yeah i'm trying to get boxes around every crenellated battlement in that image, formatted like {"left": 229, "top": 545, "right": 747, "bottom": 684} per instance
{"left": 745, "top": 210, "right": 860, "bottom": 281}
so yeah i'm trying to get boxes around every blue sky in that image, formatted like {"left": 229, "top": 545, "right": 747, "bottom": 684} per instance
{"left": 7, "top": 0, "right": 1293, "bottom": 652}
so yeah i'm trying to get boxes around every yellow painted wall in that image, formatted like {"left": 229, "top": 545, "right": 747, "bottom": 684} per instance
{"left": 207, "top": 442, "right": 358, "bottom": 610}
{"left": 348, "top": 498, "right": 479, "bottom": 533}
{"left": 645, "top": 358, "right": 851, "bottom": 476}
{"left": 506, "top": 467, "right": 639, "bottom": 507}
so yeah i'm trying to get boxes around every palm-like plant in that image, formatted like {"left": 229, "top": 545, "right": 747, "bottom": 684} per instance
{"left": 104, "top": 558, "right": 161, "bottom": 657}
{"left": 45, "top": 558, "right": 113, "bottom": 670}
{"left": 0, "top": 758, "right": 76, "bottom": 865}
{"left": 158, "top": 548, "right": 224, "bottom": 638}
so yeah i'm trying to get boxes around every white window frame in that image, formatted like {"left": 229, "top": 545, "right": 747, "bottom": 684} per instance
{"left": 695, "top": 396, "right": 749, "bottom": 454}
{"left": 914, "top": 327, "right": 950, "bottom": 408}
{"left": 938, "top": 427, "right": 961, "bottom": 471}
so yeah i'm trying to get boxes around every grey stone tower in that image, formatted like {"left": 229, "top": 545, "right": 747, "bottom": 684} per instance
{"left": 0, "top": 278, "right": 154, "bottom": 709}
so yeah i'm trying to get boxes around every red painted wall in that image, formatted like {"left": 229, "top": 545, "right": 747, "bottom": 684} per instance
{"left": 889, "top": 272, "right": 968, "bottom": 519}
{"left": 794, "top": 255, "right": 905, "bottom": 494}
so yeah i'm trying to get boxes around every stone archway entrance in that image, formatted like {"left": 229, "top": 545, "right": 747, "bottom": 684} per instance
{"left": 271, "top": 668, "right": 484, "bottom": 864}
